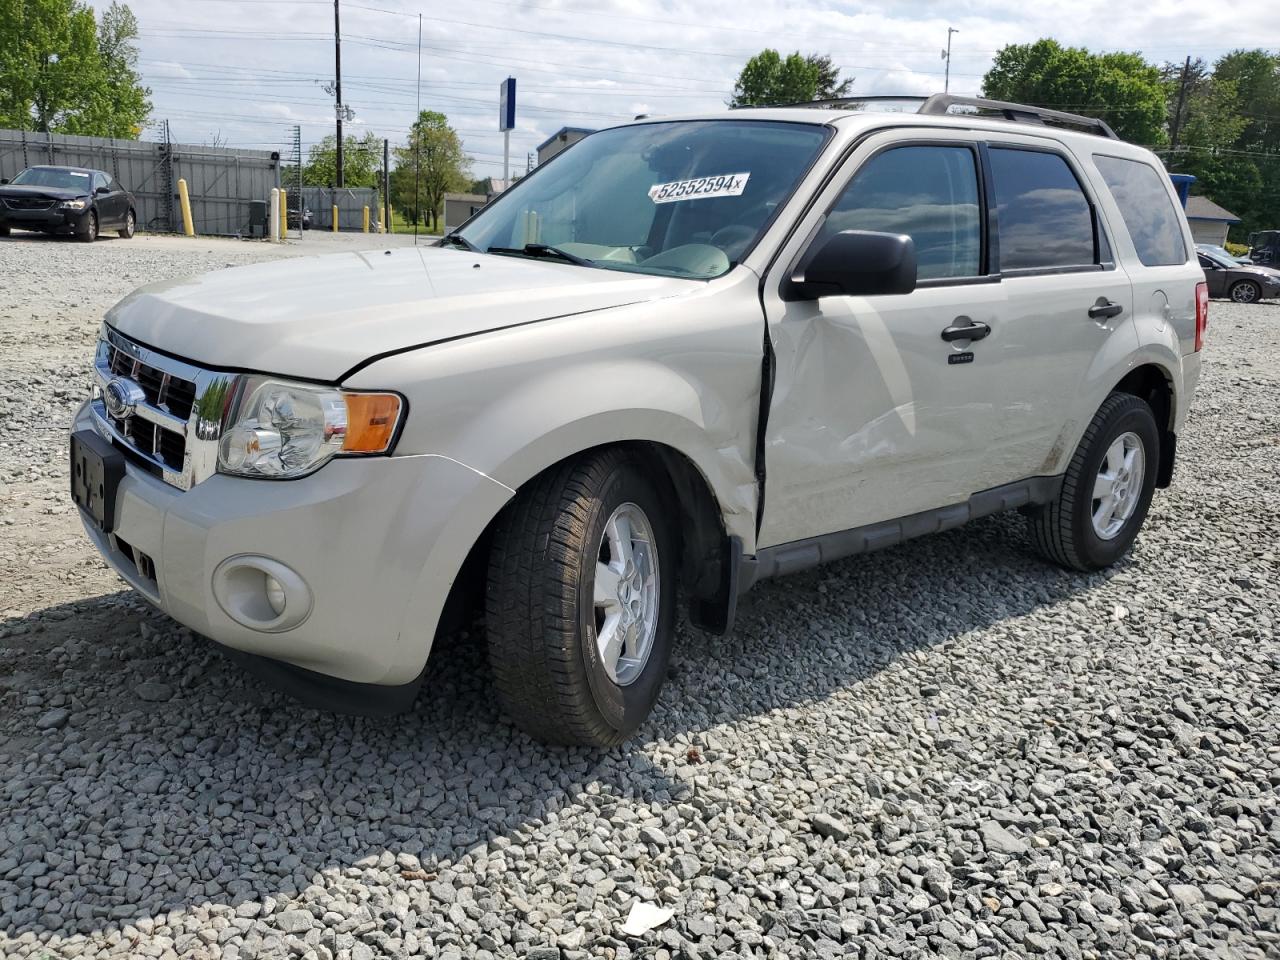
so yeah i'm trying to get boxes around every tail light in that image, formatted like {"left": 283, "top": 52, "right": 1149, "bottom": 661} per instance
{"left": 1195, "top": 281, "right": 1209, "bottom": 352}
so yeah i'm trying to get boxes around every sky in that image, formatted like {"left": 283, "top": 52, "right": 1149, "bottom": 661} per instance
{"left": 84, "top": 0, "right": 1275, "bottom": 178}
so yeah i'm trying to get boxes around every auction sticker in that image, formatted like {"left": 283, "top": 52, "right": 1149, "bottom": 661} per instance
{"left": 649, "top": 172, "right": 750, "bottom": 204}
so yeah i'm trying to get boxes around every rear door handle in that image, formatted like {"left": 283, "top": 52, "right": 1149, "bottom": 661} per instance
{"left": 941, "top": 319, "right": 991, "bottom": 342}
{"left": 1088, "top": 299, "right": 1124, "bottom": 320}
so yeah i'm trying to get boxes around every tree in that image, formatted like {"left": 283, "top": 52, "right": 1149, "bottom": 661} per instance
{"left": 0, "top": 0, "right": 149, "bottom": 136}
{"left": 391, "top": 111, "right": 470, "bottom": 232}
{"left": 1166, "top": 50, "right": 1280, "bottom": 239}
{"left": 982, "top": 39, "right": 1166, "bottom": 144}
{"left": 808, "top": 53, "right": 853, "bottom": 101}
{"left": 729, "top": 50, "right": 851, "bottom": 107}
{"left": 304, "top": 131, "right": 383, "bottom": 188}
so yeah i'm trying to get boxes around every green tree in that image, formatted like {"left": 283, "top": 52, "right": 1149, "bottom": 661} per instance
{"left": 729, "top": 50, "right": 852, "bottom": 107}
{"left": 808, "top": 53, "right": 853, "bottom": 101}
{"left": 391, "top": 111, "right": 470, "bottom": 231}
{"left": 0, "top": 0, "right": 149, "bottom": 136}
{"left": 304, "top": 131, "right": 383, "bottom": 188}
{"left": 982, "top": 39, "right": 1166, "bottom": 144}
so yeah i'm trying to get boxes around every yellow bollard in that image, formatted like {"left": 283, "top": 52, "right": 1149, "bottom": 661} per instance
{"left": 332, "top": 205, "right": 339, "bottom": 233}
{"left": 177, "top": 178, "right": 195, "bottom": 237}
{"left": 362, "top": 206, "right": 369, "bottom": 233}
{"left": 279, "top": 189, "right": 288, "bottom": 239}
{"left": 388, "top": 205, "right": 394, "bottom": 234}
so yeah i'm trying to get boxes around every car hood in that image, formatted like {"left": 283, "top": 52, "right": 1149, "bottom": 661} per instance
{"left": 0, "top": 184, "right": 87, "bottom": 202}
{"left": 106, "top": 246, "right": 697, "bottom": 381}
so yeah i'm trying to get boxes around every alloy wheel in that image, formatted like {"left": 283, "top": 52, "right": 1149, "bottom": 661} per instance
{"left": 1091, "top": 431, "right": 1145, "bottom": 540}
{"left": 592, "top": 502, "right": 660, "bottom": 686}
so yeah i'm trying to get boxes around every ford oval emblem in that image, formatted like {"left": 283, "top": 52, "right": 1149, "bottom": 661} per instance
{"left": 104, "top": 377, "right": 145, "bottom": 419}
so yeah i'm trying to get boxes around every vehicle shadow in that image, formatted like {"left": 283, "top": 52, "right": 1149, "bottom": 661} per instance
{"left": 0, "top": 511, "right": 1120, "bottom": 941}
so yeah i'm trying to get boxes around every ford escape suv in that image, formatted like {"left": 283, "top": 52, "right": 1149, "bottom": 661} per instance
{"left": 71, "top": 96, "right": 1207, "bottom": 746}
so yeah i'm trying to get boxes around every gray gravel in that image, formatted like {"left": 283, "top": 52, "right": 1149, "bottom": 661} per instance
{"left": 2, "top": 233, "right": 1278, "bottom": 959}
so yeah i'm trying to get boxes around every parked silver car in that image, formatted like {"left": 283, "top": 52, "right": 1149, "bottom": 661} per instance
{"left": 71, "top": 96, "right": 1207, "bottom": 744}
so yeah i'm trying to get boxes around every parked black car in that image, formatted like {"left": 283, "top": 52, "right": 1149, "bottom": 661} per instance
{"left": 1197, "top": 248, "right": 1280, "bottom": 303}
{"left": 0, "top": 165, "right": 136, "bottom": 242}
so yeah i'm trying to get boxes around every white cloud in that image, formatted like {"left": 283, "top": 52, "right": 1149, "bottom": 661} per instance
{"left": 83, "top": 0, "right": 1276, "bottom": 172}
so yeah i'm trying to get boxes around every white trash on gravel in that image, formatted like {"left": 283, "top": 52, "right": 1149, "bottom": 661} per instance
{"left": 1, "top": 234, "right": 1277, "bottom": 960}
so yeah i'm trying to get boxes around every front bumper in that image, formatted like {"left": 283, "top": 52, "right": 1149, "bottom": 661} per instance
{"left": 72, "top": 401, "right": 513, "bottom": 692}
{"left": 0, "top": 206, "right": 86, "bottom": 232}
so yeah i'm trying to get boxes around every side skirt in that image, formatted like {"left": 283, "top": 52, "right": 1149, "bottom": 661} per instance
{"left": 739, "top": 474, "right": 1063, "bottom": 592}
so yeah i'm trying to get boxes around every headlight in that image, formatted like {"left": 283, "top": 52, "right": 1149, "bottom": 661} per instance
{"left": 217, "top": 376, "right": 403, "bottom": 479}
{"left": 60, "top": 199, "right": 88, "bottom": 210}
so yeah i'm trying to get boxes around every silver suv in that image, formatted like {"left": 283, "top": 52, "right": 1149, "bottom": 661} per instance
{"left": 70, "top": 96, "right": 1208, "bottom": 745}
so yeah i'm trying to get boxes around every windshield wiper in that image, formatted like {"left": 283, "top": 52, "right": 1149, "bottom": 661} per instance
{"left": 440, "top": 232, "right": 478, "bottom": 251}
{"left": 486, "top": 243, "right": 596, "bottom": 268}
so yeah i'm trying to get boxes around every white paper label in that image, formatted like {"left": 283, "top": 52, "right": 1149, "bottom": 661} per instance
{"left": 648, "top": 172, "right": 750, "bottom": 204}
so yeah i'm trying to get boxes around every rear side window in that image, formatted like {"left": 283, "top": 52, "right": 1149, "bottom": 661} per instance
{"left": 989, "top": 148, "right": 1096, "bottom": 271}
{"left": 1093, "top": 155, "right": 1188, "bottom": 267}
{"left": 822, "top": 145, "right": 981, "bottom": 281}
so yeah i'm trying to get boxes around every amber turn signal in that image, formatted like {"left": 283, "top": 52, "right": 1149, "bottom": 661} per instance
{"left": 342, "top": 393, "right": 402, "bottom": 453}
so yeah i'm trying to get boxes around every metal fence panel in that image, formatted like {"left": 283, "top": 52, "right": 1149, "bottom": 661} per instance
{"left": 0, "top": 127, "right": 281, "bottom": 237}
{"left": 301, "top": 186, "right": 381, "bottom": 231}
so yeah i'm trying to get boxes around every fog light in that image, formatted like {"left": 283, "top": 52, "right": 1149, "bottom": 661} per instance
{"left": 264, "top": 574, "right": 287, "bottom": 615}
{"left": 211, "top": 555, "right": 312, "bottom": 632}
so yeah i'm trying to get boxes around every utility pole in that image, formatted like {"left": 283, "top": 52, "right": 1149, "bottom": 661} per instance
{"left": 334, "top": 0, "right": 344, "bottom": 188}
{"left": 1169, "top": 56, "right": 1192, "bottom": 157}
{"left": 383, "top": 137, "right": 390, "bottom": 234}
{"left": 943, "top": 27, "right": 959, "bottom": 94}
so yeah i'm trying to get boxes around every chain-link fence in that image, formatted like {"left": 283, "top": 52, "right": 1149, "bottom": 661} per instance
{"left": 299, "top": 186, "right": 382, "bottom": 231}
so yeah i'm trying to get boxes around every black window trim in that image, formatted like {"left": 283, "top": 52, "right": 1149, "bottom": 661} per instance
{"left": 1092, "top": 151, "right": 1191, "bottom": 267}
{"left": 983, "top": 140, "right": 1116, "bottom": 278}
{"left": 811, "top": 136, "right": 996, "bottom": 290}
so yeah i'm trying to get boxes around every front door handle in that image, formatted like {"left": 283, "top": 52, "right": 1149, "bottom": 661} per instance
{"left": 941, "top": 319, "right": 991, "bottom": 342}
{"left": 1088, "top": 299, "right": 1124, "bottom": 320}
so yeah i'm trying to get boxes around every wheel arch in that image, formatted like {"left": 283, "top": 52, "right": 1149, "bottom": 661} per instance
{"left": 439, "top": 437, "right": 741, "bottom": 644}
{"left": 1111, "top": 362, "right": 1178, "bottom": 488}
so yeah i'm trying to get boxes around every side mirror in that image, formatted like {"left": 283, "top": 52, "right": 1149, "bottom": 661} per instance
{"left": 0, "top": 178, "right": 8, "bottom": 185}
{"left": 95, "top": 185, "right": 110, "bottom": 195}
{"left": 784, "top": 229, "right": 917, "bottom": 301}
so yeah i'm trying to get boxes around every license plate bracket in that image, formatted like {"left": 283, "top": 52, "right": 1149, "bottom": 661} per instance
{"left": 70, "top": 429, "right": 125, "bottom": 533}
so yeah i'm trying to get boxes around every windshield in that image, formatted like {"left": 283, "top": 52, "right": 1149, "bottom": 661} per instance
{"left": 11, "top": 167, "right": 93, "bottom": 191}
{"left": 457, "top": 120, "right": 830, "bottom": 279}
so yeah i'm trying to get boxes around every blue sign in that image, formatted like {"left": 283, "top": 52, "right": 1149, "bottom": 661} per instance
{"left": 499, "top": 77, "right": 516, "bottom": 132}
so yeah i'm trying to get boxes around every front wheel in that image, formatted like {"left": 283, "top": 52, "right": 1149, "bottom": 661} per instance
{"left": 486, "top": 449, "right": 676, "bottom": 746}
{"left": 76, "top": 210, "right": 97, "bottom": 243}
{"left": 1230, "top": 280, "right": 1261, "bottom": 303}
{"left": 1027, "top": 393, "right": 1159, "bottom": 571}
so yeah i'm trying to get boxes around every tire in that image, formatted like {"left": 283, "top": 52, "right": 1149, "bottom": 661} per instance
{"left": 76, "top": 210, "right": 97, "bottom": 243}
{"left": 118, "top": 209, "right": 136, "bottom": 239}
{"left": 1230, "top": 280, "right": 1261, "bottom": 303}
{"left": 486, "top": 448, "right": 677, "bottom": 746}
{"left": 0, "top": 225, "right": 10, "bottom": 237}
{"left": 1027, "top": 392, "right": 1160, "bottom": 571}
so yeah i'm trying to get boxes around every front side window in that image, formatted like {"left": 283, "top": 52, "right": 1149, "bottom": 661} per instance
{"left": 457, "top": 120, "right": 829, "bottom": 280}
{"left": 1093, "top": 154, "right": 1188, "bottom": 267}
{"left": 989, "top": 148, "right": 1096, "bottom": 271}
{"left": 819, "top": 144, "right": 982, "bottom": 281}
{"left": 94, "top": 173, "right": 109, "bottom": 192}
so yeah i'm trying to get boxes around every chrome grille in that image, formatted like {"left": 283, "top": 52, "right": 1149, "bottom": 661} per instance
{"left": 90, "top": 327, "right": 236, "bottom": 490}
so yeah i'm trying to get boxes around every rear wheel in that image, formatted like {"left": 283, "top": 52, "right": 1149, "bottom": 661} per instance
{"left": 1027, "top": 392, "right": 1159, "bottom": 571}
{"left": 486, "top": 449, "right": 676, "bottom": 746}
{"left": 76, "top": 210, "right": 98, "bottom": 243}
{"left": 118, "top": 209, "right": 136, "bottom": 239}
{"left": 1230, "top": 279, "right": 1261, "bottom": 303}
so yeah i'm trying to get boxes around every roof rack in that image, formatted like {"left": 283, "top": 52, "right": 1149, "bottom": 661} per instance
{"left": 735, "top": 95, "right": 928, "bottom": 111}
{"left": 919, "top": 94, "right": 1119, "bottom": 140}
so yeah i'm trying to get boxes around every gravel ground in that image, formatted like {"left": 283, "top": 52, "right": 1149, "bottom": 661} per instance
{"left": 1, "top": 233, "right": 1277, "bottom": 960}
